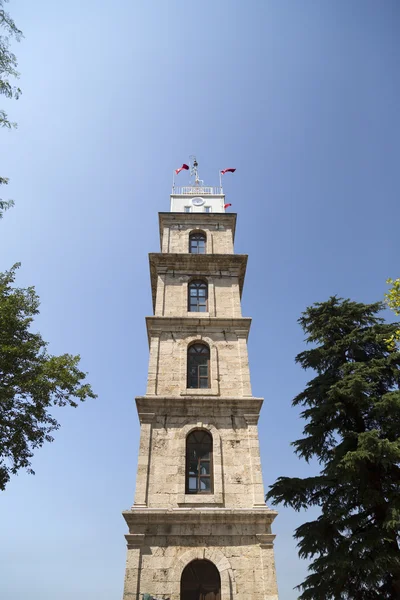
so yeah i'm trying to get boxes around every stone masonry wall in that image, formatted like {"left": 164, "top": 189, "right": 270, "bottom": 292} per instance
{"left": 155, "top": 274, "right": 242, "bottom": 318}
{"left": 146, "top": 330, "right": 252, "bottom": 398}
{"left": 133, "top": 414, "right": 265, "bottom": 509}
{"left": 162, "top": 224, "right": 234, "bottom": 255}
{"left": 123, "top": 533, "right": 279, "bottom": 600}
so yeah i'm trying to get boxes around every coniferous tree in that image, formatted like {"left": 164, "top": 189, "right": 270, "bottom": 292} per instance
{"left": 267, "top": 297, "right": 400, "bottom": 600}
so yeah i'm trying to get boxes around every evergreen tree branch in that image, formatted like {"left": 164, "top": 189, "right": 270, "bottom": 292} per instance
{"left": 267, "top": 297, "right": 400, "bottom": 599}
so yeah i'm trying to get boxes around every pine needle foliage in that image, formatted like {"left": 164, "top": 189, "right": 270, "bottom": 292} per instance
{"left": 266, "top": 297, "right": 400, "bottom": 600}
{"left": 0, "top": 265, "right": 96, "bottom": 491}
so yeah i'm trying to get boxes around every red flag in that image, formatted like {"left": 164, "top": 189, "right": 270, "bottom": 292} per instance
{"left": 224, "top": 203, "right": 232, "bottom": 209}
{"left": 175, "top": 164, "right": 189, "bottom": 175}
{"left": 221, "top": 168, "right": 236, "bottom": 175}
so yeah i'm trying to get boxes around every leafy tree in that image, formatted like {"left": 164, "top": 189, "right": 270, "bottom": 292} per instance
{"left": 0, "top": 0, "right": 23, "bottom": 218}
{"left": 384, "top": 279, "right": 400, "bottom": 351}
{"left": 0, "top": 177, "right": 14, "bottom": 219}
{"left": 0, "top": 0, "right": 22, "bottom": 125}
{"left": 0, "top": 265, "right": 96, "bottom": 491}
{"left": 266, "top": 297, "right": 400, "bottom": 600}
{"left": 385, "top": 278, "right": 400, "bottom": 317}
{"left": 0, "top": 5, "right": 95, "bottom": 489}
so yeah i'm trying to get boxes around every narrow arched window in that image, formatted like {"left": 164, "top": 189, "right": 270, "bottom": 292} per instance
{"left": 186, "top": 430, "right": 213, "bottom": 494}
{"left": 188, "top": 280, "right": 208, "bottom": 312}
{"left": 189, "top": 231, "right": 206, "bottom": 254}
{"left": 187, "top": 343, "right": 210, "bottom": 389}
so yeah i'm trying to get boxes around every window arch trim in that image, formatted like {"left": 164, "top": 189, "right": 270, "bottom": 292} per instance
{"left": 187, "top": 342, "right": 210, "bottom": 389}
{"left": 177, "top": 422, "right": 223, "bottom": 504}
{"left": 189, "top": 230, "right": 207, "bottom": 254}
{"left": 188, "top": 278, "right": 208, "bottom": 313}
{"left": 185, "top": 429, "right": 213, "bottom": 494}
{"left": 171, "top": 549, "right": 237, "bottom": 598}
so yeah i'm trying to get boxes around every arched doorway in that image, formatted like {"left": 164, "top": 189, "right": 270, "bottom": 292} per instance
{"left": 181, "top": 559, "right": 221, "bottom": 600}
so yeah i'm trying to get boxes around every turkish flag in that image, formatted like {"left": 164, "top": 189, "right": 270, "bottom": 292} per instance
{"left": 224, "top": 203, "right": 232, "bottom": 209}
{"left": 175, "top": 164, "right": 189, "bottom": 175}
{"left": 221, "top": 168, "right": 236, "bottom": 175}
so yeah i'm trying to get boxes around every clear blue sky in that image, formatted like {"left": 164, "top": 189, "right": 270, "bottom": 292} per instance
{"left": 1, "top": 1, "right": 399, "bottom": 599}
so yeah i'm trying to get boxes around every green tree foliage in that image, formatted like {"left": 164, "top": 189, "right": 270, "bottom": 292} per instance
{"left": 266, "top": 297, "right": 400, "bottom": 600}
{"left": 0, "top": 0, "right": 22, "bottom": 218}
{"left": 386, "top": 278, "right": 400, "bottom": 317}
{"left": 0, "top": 177, "right": 14, "bottom": 219}
{"left": 0, "top": 265, "right": 96, "bottom": 491}
{"left": 0, "top": 5, "right": 95, "bottom": 489}
{"left": 0, "top": 0, "right": 22, "bottom": 122}
{"left": 383, "top": 279, "right": 400, "bottom": 351}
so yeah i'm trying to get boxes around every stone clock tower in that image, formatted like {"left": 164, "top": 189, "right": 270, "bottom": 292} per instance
{"left": 122, "top": 162, "right": 279, "bottom": 600}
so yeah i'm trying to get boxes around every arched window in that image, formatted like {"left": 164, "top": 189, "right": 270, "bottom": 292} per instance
{"left": 188, "top": 280, "right": 208, "bottom": 312}
{"left": 186, "top": 430, "right": 213, "bottom": 494}
{"left": 189, "top": 231, "right": 206, "bottom": 254}
{"left": 187, "top": 343, "right": 210, "bottom": 389}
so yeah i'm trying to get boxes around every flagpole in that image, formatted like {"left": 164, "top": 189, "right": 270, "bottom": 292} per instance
{"left": 219, "top": 171, "right": 222, "bottom": 194}
{"left": 172, "top": 170, "right": 175, "bottom": 192}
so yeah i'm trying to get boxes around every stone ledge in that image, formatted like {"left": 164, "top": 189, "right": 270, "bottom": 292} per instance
{"left": 181, "top": 389, "right": 219, "bottom": 396}
{"left": 146, "top": 316, "right": 252, "bottom": 347}
{"left": 256, "top": 533, "right": 276, "bottom": 548}
{"left": 136, "top": 396, "right": 263, "bottom": 419}
{"left": 125, "top": 533, "right": 145, "bottom": 548}
{"left": 177, "top": 492, "right": 224, "bottom": 505}
{"left": 122, "top": 507, "right": 278, "bottom": 528}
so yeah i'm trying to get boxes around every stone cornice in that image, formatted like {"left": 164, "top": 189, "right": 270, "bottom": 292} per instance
{"left": 256, "top": 533, "right": 277, "bottom": 548}
{"left": 135, "top": 396, "right": 263, "bottom": 420}
{"left": 125, "top": 533, "right": 145, "bottom": 548}
{"left": 122, "top": 507, "right": 278, "bottom": 528}
{"left": 244, "top": 414, "right": 260, "bottom": 426}
{"left": 149, "top": 253, "right": 248, "bottom": 313}
{"left": 158, "top": 212, "right": 237, "bottom": 247}
{"left": 138, "top": 412, "right": 155, "bottom": 424}
{"left": 146, "top": 316, "right": 251, "bottom": 346}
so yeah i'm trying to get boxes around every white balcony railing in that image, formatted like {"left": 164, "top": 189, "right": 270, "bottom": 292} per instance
{"left": 172, "top": 186, "right": 223, "bottom": 195}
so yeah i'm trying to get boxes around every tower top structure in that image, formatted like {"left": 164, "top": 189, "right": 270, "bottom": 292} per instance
{"left": 171, "top": 155, "right": 226, "bottom": 213}
{"left": 122, "top": 163, "right": 279, "bottom": 600}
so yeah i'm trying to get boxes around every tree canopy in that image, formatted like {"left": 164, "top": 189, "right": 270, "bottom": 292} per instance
{"left": 0, "top": 265, "right": 96, "bottom": 491}
{"left": 266, "top": 297, "right": 400, "bottom": 600}
{"left": 0, "top": 0, "right": 22, "bottom": 218}
{"left": 386, "top": 278, "right": 400, "bottom": 316}
{"left": 384, "top": 278, "right": 400, "bottom": 351}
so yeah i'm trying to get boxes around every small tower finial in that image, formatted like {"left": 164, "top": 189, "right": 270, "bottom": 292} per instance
{"left": 189, "top": 155, "right": 203, "bottom": 187}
